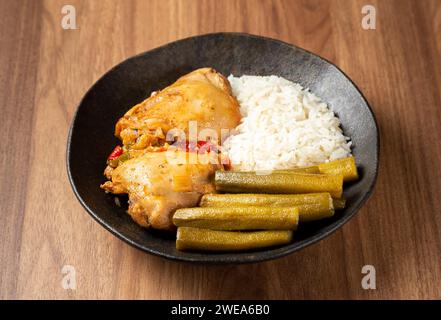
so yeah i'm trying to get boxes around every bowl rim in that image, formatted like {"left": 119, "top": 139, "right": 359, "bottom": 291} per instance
{"left": 66, "top": 32, "right": 380, "bottom": 264}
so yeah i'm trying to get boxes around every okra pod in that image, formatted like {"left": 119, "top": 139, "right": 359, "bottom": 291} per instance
{"left": 173, "top": 206, "right": 299, "bottom": 230}
{"left": 318, "top": 157, "right": 358, "bottom": 182}
{"left": 176, "top": 227, "right": 293, "bottom": 251}
{"left": 215, "top": 171, "right": 343, "bottom": 198}
{"left": 333, "top": 197, "right": 346, "bottom": 210}
{"left": 200, "top": 193, "right": 334, "bottom": 222}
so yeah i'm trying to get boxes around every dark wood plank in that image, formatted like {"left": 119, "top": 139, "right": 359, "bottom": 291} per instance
{"left": 0, "top": 0, "right": 43, "bottom": 299}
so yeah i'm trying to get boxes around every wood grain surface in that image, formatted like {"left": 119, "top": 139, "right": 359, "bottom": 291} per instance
{"left": 1, "top": 0, "right": 440, "bottom": 299}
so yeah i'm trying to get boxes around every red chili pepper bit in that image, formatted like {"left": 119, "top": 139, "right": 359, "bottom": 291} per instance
{"left": 178, "top": 140, "right": 217, "bottom": 153}
{"left": 186, "top": 140, "right": 199, "bottom": 153}
{"left": 197, "top": 141, "right": 207, "bottom": 148}
{"left": 107, "top": 145, "right": 123, "bottom": 161}
{"left": 197, "top": 140, "right": 208, "bottom": 153}
{"left": 198, "top": 141, "right": 219, "bottom": 153}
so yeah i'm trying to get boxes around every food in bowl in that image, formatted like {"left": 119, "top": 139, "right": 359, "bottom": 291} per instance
{"left": 101, "top": 68, "right": 240, "bottom": 230}
{"left": 100, "top": 68, "right": 358, "bottom": 252}
{"left": 224, "top": 75, "right": 352, "bottom": 170}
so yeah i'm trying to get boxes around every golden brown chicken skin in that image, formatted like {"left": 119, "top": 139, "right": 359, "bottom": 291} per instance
{"left": 101, "top": 68, "right": 241, "bottom": 230}
{"left": 115, "top": 68, "right": 241, "bottom": 150}
{"left": 101, "top": 151, "right": 220, "bottom": 230}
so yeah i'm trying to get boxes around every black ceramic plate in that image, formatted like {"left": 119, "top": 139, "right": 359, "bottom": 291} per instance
{"left": 67, "top": 33, "right": 379, "bottom": 263}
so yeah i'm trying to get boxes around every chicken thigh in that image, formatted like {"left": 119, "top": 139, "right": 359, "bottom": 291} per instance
{"left": 115, "top": 68, "right": 241, "bottom": 150}
{"left": 101, "top": 151, "right": 220, "bottom": 230}
{"left": 101, "top": 68, "right": 241, "bottom": 230}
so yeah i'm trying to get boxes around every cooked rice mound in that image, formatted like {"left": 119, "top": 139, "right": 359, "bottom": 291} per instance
{"left": 223, "top": 75, "right": 352, "bottom": 171}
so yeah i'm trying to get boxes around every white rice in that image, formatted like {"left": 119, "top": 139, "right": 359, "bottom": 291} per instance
{"left": 223, "top": 75, "right": 352, "bottom": 171}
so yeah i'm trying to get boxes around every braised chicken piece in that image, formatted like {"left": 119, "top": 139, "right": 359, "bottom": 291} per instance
{"left": 101, "top": 151, "right": 220, "bottom": 230}
{"left": 101, "top": 68, "right": 241, "bottom": 230}
{"left": 115, "top": 68, "right": 241, "bottom": 150}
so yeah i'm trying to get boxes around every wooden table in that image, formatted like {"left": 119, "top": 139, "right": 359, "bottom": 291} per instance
{"left": 1, "top": 0, "right": 440, "bottom": 300}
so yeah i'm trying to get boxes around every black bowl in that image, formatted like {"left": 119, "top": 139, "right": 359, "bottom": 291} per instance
{"left": 67, "top": 33, "right": 379, "bottom": 263}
